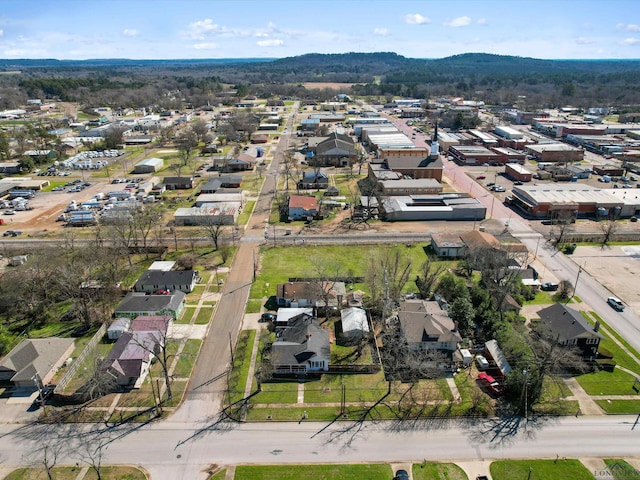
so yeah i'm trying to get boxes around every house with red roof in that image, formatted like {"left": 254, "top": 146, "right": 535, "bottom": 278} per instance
{"left": 288, "top": 195, "right": 319, "bottom": 221}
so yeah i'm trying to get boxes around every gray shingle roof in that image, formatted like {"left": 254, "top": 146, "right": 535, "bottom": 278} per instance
{"left": 0, "top": 337, "right": 74, "bottom": 383}
{"left": 537, "top": 303, "right": 604, "bottom": 342}
{"left": 271, "top": 316, "right": 330, "bottom": 367}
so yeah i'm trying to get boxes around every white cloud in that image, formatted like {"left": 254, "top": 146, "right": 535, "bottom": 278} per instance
{"left": 192, "top": 42, "right": 217, "bottom": 50}
{"left": 404, "top": 14, "right": 430, "bottom": 25}
{"left": 575, "top": 37, "right": 594, "bottom": 45}
{"left": 617, "top": 23, "right": 640, "bottom": 32}
{"left": 257, "top": 39, "right": 284, "bottom": 47}
{"left": 621, "top": 37, "right": 640, "bottom": 45}
{"left": 477, "top": 18, "right": 487, "bottom": 26}
{"left": 444, "top": 16, "right": 472, "bottom": 28}
{"left": 122, "top": 29, "right": 139, "bottom": 37}
{"left": 0, "top": 30, "right": 3, "bottom": 37}
{"left": 373, "top": 28, "right": 390, "bottom": 36}
{"left": 183, "top": 18, "right": 242, "bottom": 40}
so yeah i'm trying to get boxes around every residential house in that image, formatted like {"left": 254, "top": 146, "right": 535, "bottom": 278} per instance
{"left": 270, "top": 315, "right": 331, "bottom": 374}
{"left": 0, "top": 338, "right": 75, "bottom": 388}
{"left": 163, "top": 176, "right": 194, "bottom": 190}
{"left": 173, "top": 204, "right": 240, "bottom": 226}
{"left": 430, "top": 232, "right": 466, "bottom": 258}
{"left": 133, "top": 270, "right": 199, "bottom": 294}
{"left": 105, "top": 331, "right": 160, "bottom": 388}
{"left": 114, "top": 291, "right": 186, "bottom": 320}
{"left": 339, "top": 307, "right": 370, "bottom": 341}
{"left": 537, "top": 303, "right": 603, "bottom": 360}
{"left": 396, "top": 299, "right": 462, "bottom": 370}
{"left": 274, "top": 307, "right": 314, "bottom": 329}
{"left": 276, "top": 281, "right": 346, "bottom": 308}
{"left": 288, "top": 195, "right": 319, "bottom": 221}
{"left": 226, "top": 153, "right": 256, "bottom": 172}
{"left": 107, "top": 317, "right": 131, "bottom": 340}
{"left": 200, "top": 175, "right": 242, "bottom": 194}
{"left": 297, "top": 170, "right": 329, "bottom": 190}
{"left": 130, "top": 315, "right": 172, "bottom": 335}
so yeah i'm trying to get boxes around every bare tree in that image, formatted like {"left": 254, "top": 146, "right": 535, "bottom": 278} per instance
{"left": 365, "top": 248, "right": 412, "bottom": 313}
{"left": 80, "top": 436, "right": 108, "bottom": 480}
{"left": 558, "top": 279, "right": 574, "bottom": 299}
{"left": 599, "top": 219, "right": 618, "bottom": 247}
{"left": 191, "top": 118, "right": 210, "bottom": 143}
{"left": 174, "top": 127, "right": 198, "bottom": 177}
{"left": 282, "top": 148, "right": 296, "bottom": 191}
{"left": 200, "top": 213, "right": 227, "bottom": 251}
{"left": 132, "top": 204, "right": 163, "bottom": 255}
{"left": 415, "top": 256, "right": 446, "bottom": 299}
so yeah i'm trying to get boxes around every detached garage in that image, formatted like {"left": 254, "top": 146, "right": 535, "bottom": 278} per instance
{"left": 134, "top": 157, "right": 164, "bottom": 174}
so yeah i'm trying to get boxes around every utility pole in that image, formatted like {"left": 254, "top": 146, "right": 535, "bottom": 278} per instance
{"left": 229, "top": 331, "right": 235, "bottom": 364}
{"left": 32, "top": 372, "right": 47, "bottom": 417}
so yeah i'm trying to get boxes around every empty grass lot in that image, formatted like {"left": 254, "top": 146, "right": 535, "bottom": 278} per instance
{"left": 233, "top": 464, "right": 393, "bottom": 480}
{"left": 490, "top": 459, "right": 594, "bottom": 480}
{"left": 5, "top": 466, "right": 147, "bottom": 480}
{"left": 412, "top": 462, "right": 468, "bottom": 480}
{"left": 176, "top": 307, "right": 195, "bottom": 324}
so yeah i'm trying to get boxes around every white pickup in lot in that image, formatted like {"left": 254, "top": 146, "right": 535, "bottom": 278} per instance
{"left": 607, "top": 296, "right": 625, "bottom": 311}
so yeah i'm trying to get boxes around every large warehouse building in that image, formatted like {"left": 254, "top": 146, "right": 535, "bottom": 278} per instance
{"left": 510, "top": 184, "right": 640, "bottom": 219}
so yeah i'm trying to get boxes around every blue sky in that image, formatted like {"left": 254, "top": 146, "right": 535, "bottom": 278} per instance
{"left": 1, "top": 0, "right": 639, "bottom": 60}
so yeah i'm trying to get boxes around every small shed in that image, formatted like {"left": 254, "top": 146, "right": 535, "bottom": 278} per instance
{"left": 108, "top": 317, "right": 131, "bottom": 340}
{"left": 340, "top": 307, "right": 369, "bottom": 340}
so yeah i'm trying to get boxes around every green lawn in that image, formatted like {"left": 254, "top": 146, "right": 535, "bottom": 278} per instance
{"left": 234, "top": 464, "right": 393, "bottom": 480}
{"left": 577, "top": 368, "right": 640, "bottom": 396}
{"left": 237, "top": 200, "right": 256, "bottom": 225}
{"left": 603, "top": 459, "right": 640, "bottom": 479}
{"left": 187, "top": 285, "right": 206, "bottom": 302}
{"left": 194, "top": 307, "right": 213, "bottom": 324}
{"left": 304, "top": 372, "right": 389, "bottom": 403}
{"left": 490, "top": 459, "right": 594, "bottom": 480}
{"left": 582, "top": 311, "right": 640, "bottom": 375}
{"left": 228, "top": 330, "right": 256, "bottom": 404}
{"left": 250, "top": 381, "right": 299, "bottom": 404}
{"left": 176, "top": 307, "right": 195, "bottom": 324}
{"left": 5, "top": 465, "right": 147, "bottom": 480}
{"left": 245, "top": 299, "right": 263, "bottom": 314}
{"left": 209, "top": 468, "right": 227, "bottom": 480}
{"left": 596, "top": 399, "right": 640, "bottom": 414}
{"left": 250, "top": 244, "right": 452, "bottom": 299}
{"left": 173, "top": 339, "right": 202, "bottom": 378}
{"left": 413, "top": 462, "right": 468, "bottom": 480}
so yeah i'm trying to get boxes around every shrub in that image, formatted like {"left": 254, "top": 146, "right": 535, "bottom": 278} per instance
{"left": 596, "top": 359, "right": 617, "bottom": 372}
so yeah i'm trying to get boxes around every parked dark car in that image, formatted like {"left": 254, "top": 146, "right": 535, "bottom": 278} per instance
{"left": 260, "top": 312, "right": 276, "bottom": 323}
{"left": 395, "top": 469, "right": 409, "bottom": 480}
{"left": 33, "top": 385, "right": 56, "bottom": 407}
{"left": 540, "top": 282, "right": 559, "bottom": 291}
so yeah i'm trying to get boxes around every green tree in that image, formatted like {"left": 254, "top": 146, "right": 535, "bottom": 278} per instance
{"left": 18, "top": 156, "right": 35, "bottom": 172}
{"left": 0, "top": 130, "right": 9, "bottom": 160}
{"left": 435, "top": 273, "right": 468, "bottom": 303}
{"left": 448, "top": 297, "right": 475, "bottom": 337}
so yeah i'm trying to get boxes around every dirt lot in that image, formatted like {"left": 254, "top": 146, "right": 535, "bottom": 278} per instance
{"left": 1, "top": 178, "right": 127, "bottom": 235}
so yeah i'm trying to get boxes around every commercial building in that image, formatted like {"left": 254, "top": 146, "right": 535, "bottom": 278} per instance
{"left": 448, "top": 145, "right": 501, "bottom": 165}
{"left": 494, "top": 126, "right": 524, "bottom": 140}
{"left": 134, "top": 157, "right": 164, "bottom": 173}
{"left": 525, "top": 143, "right": 584, "bottom": 162}
{"left": 505, "top": 164, "right": 533, "bottom": 182}
{"left": 380, "top": 194, "right": 486, "bottom": 222}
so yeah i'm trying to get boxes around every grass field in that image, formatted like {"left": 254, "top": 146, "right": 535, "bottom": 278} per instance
{"left": 577, "top": 368, "right": 640, "bottom": 396}
{"left": 490, "top": 459, "right": 594, "bottom": 480}
{"left": 412, "top": 462, "right": 468, "bottom": 480}
{"left": 234, "top": 464, "right": 393, "bottom": 480}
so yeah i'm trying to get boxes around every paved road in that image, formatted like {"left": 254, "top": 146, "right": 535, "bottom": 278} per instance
{"left": 0, "top": 416, "right": 638, "bottom": 479}
{"left": 174, "top": 102, "right": 298, "bottom": 422}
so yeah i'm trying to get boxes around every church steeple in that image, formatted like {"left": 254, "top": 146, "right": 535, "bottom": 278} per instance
{"left": 430, "top": 121, "right": 439, "bottom": 158}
